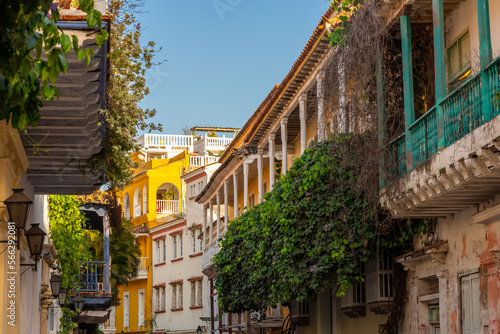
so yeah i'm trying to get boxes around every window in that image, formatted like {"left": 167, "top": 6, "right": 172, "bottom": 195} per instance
{"left": 134, "top": 188, "right": 141, "bottom": 218}
{"left": 142, "top": 185, "right": 148, "bottom": 215}
{"left": 429, "top": 304, "right": 440, "bottom": 334}
{"left": 191, "top": 280, "right": 203, "bottom": 307}
{"left": 138, "top": 290, "right": 145, "bottom": 328}
{"left": 172, "top": 283, "right": 183, "bottom": 309}
{"left": 123, "top": 193, "right": 130, "bottom": 219}
{"left": 123, "top": 292, "right": 129, "bottom": 327}
{"left": 248, "top": 193, "right": 255, "bottom": 209}
{"left": 172, "top": 233, "right": 183, "bottom": 259}
{"left": 154, "top": 286, "right": 166, "bottom": 311}
{"left": 192, "top": 228, "right": 202, "bottom": 253}
{"left": 448, "top": 31, "right": 471, "bottom": 83}
{"left": 155, "top": 238, "right": 166, "bottom": 263}
{"left": 461, "top": 272, "right": 480, "bottom": 334}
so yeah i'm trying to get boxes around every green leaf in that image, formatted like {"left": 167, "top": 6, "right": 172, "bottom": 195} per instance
{"left": 86, "top": 9, "right": 102, "bottom": 28}
{"left": 60, "top": 34, "right": 72, "bottom": 54}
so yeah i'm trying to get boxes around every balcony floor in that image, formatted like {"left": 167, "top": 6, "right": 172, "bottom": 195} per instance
{"left": 380, "top": 114, "right": 500, "bottom": 218}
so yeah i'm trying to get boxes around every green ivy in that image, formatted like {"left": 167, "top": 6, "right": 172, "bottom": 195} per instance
{"left": 327, "top": 0, "right": 362, "bottom": 47}
{"left": 49, "top": 195, "right": 92, "bottom": 289}
{"left": 0, "top": 0, "right": 107, "bottom": 130}
{"left": 214, "top": 135, "right": 424, "bottom": 313}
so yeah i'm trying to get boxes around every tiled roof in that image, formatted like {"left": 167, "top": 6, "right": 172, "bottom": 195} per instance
{"left": 133, "top": 223, "right": 150, "bottom": 234}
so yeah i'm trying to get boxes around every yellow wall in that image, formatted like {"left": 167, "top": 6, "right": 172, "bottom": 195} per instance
{"left": 115, "top": 151, "right": 190, "bottom": 333}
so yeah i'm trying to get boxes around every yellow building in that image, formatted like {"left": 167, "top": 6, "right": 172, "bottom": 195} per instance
{"left": 115, "top": 131, "right": 235, "bottom": 333}
{"left": 115, "top": 149, "right": 189, "bottom": 333}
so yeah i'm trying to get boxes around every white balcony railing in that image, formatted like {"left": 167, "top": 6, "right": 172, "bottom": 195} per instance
{"left": 156, "top": 200, "right": 180, "bottom": 215}
{"left": 189, "top": 156, "right": 219, "bottom": 166}
{"left": 205, "top": 137, "right": 232, "bottom": 150}
{"left": 137, "top": 134, "right": 194, "bottom": 152}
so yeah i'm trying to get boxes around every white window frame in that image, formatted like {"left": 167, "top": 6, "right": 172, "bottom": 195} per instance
{"left": 192, "top": 228, "right": 202, "bottom": 254}
{"left": 142, "top": 185, "right": 148, "bottom": 215}
{"left": 138, "top": 289, "right": 145, "bottom": 329}
{"left": 154, "top": 286, "right": 166, "bottom": 312}
{"left": 190, "top": 279, "right": 203, "bottom": 307}
{"left": 123, "top": 292, "right": 130, "bottom": 328}
{"left": 461, "top": 271, "right": 481, "bottom": 334}
{"left": 172, "top": 283, "right": 183, "bottom": 309}
{"left": 155, "top": 238, "right": 166, "bottom": 263}
{"left": 134, "top": 188, "right": 141, "bottom": 218}
{"left": 172, "top": 233, "right": 183, "bottom": 259}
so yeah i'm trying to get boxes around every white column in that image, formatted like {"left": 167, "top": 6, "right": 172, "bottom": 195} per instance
{"left": 202, "top": 205, "right": 207, "bottom": 249}
{"left": 209, "top": 201, "right": 213, "bottom": 245}
{"left": 224, "top": 180, "right": 228, "bottom": 229}
{"left": 268, "top": 134, "right": 275, "bottom": 189}
{"left": 338, "top": 58, "right": 347, "bottom": 133}
{"left": 437, "top": 273, "right": 448, "bottom": 334}
{"left": 257, "top": 149, "right": 263, "bottom": 203}
{"left": 317, "top": 71, "right": 326, "bottom": 142}
{"left": 281, "top": 117, "right": 288, "bottom": 175}
{"left": 233, "top": 172, "right": 239, "bottom": 218}
{"left": 216, "top": 191, "right": 221, "bottom": 240}
{"left": 243, "top": 163, "right": 249, "bottom": 212}
{"left": 299, "top": 94, "right": 307, "bottom": 154}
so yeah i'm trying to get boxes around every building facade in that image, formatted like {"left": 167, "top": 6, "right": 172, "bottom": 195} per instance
{"left": 196, "top": 0, "right": 500, "bottom": 333}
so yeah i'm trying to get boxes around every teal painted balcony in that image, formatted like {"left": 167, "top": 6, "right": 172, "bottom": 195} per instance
{"left": 384, "top": 56, "right": 500, "bottom": 185}
{"left": 380, "top": 56, "right": 500, "bottom": 217}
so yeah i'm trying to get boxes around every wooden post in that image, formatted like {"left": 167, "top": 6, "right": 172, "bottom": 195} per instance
{"left": 477, "top": 0, "right": 493, "bottom": 121}
{"left": 233, "top": 172, "right": 238, "bottom": 218}
{"left": 432, "top": 0, "right": 446, "bottom": 149}
{"left": 299, "top": 94, "right": 307, "bottom": 154}
{"left": 268, "top": 134, "right": 276, "bottom": 188}
{"left": 216, "top": 191, "right": 220, "bottom": 240}
{"left": 400, "top": 11, "right": 415, "bottom": 170}
{"left": 281, "top": 118, "right": 288, "bottom": 175}
{"left": 257, "top": 149, "right": 263, "bottom": 203}
{"left": 224, "top": 180, "right": 228, "bottom": 229}
{"left": 210, "top": 279, "right": 215, "bottom": 334}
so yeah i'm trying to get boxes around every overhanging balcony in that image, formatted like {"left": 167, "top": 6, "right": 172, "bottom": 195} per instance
{"left": 189, "top": 155, "right": 219, "bottom": 167}
{"left": 381, "top": 56, "right": 500, "bottom": 217}
{"left": 130, "top": 257, "right": 148, "bottom": 280}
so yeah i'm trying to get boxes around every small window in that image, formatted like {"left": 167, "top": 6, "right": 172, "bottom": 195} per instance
{"left": 155, "top": 239, "right": 166, "bottom": 263}
{"left": 191, "top": 279, "right": 203, "bottom": 307}
{"left": 154, "top": 287, "right": 166, "bottom": 312}
{"left": 192, "top": 228, "right": 202, "bottom": 253}
{"left": 447, "top": 31, "right": 471, "bottom": 84}
{"left": 172, "top": 283, "right": 183, "bottom": 309}
{"left": 172, "top": 233, "right": 183, "bottom": 259}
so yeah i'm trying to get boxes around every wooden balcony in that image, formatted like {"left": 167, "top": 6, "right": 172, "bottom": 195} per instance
{"left": 381, "top": 56, "right": 500, "bottom": 217}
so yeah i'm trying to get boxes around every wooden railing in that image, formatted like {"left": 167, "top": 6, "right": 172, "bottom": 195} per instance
{"left": 383, "top": 56, "right": 500, "bottom": 187}
{"left": 78, "top": 261, "right": 106, "bottom": 292}
{"left": 156, "top": 200, "right": 180, "bottom": 215}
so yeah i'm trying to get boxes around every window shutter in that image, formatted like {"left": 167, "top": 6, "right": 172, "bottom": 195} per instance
{"left": 461, "top": 272, "right": 481, "bottom": 334}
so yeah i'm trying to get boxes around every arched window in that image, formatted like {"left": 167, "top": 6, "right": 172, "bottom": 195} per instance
{"left": 143, "top": 185, "right": 148, "bottom": 215}
{"left": 123, "top": 193, "right": 130, "bottom": 219}
{"left": 134, "top": 188, "right": 141, "bottom": 218}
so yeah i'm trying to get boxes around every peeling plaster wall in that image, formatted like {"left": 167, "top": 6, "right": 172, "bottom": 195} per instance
{"left": 401, "top": 195, "right": 500, "bottom": 334}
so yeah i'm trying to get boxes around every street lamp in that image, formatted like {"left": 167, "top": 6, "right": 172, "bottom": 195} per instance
{"left": 50, "top": 274, "right": 62, "bottom": 298}
{"left": 73, "top": 292, "right": 85, "bottom": 314}
{"left": 3, "top": 188, "right": 32, "bottom": 249}
{"left": 24, "top": 223, "right": 46, "bottom": 270}
{"left": 196, "top": 325, "right": 203, "bottom": 334}
{"left": 58, "top": 288, "right": 68, "bottom": 306}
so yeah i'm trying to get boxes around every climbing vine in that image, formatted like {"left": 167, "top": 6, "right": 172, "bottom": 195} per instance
{"left": 214, "top": 135, "right": 425, "bottom": 314}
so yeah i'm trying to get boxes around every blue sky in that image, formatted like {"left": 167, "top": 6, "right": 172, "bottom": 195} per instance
{"left": 137, "top": 1, "right": 330, "bottom": 135}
